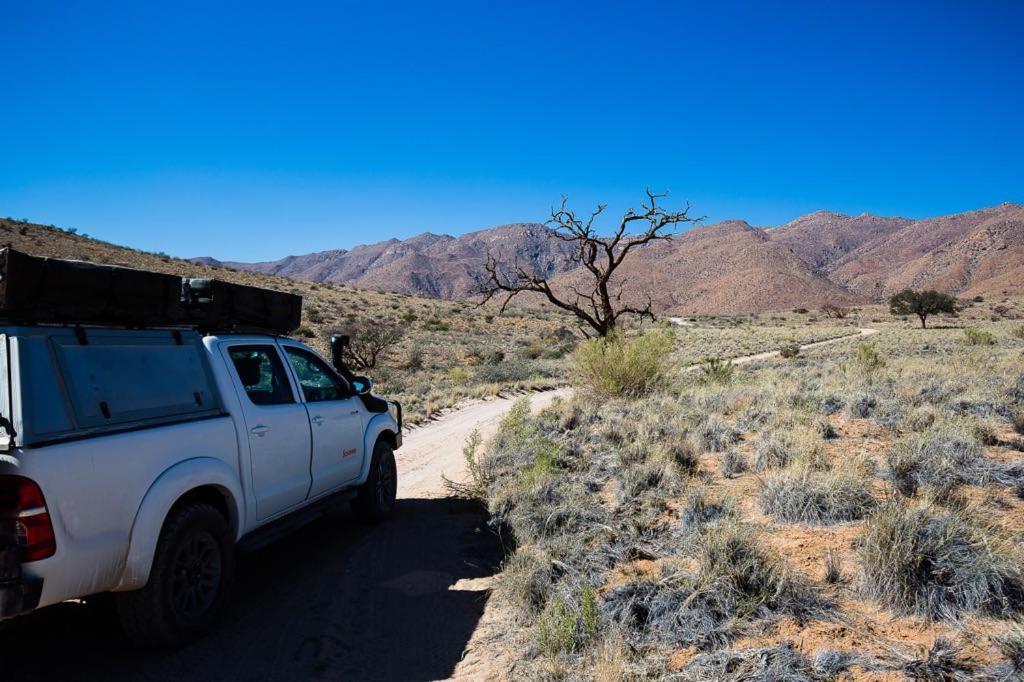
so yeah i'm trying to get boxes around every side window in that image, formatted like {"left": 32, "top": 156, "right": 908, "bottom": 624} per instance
{"left": 228, "top": 346, "right": 295, "bottom": 406}
{"left": 283, "top": 347, "right": 349, "bottom": 402}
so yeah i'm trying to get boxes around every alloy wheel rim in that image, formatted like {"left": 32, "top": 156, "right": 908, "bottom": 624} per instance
{"left": 376, "top": 454, "right": 397, "bottom": 509}
{"left": 169, "top": 531, "right": 222, "bottom": 620}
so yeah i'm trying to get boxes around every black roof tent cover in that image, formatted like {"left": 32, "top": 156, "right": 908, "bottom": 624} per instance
{"left": 0, "top": 248, "right": 183, "bottom": 326}
{"left": 0, "top": 248, "right": 302, "bottom": 334}
{"left": 181, "top": 279, "right": 301, "bottom": 335}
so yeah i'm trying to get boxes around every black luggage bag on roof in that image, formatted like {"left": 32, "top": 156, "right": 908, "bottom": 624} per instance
{"left": 0, "top": 247, "right": 183, "bottom": 326}
{"left": 182, "top": 279, "right": 301, "bottom": 334}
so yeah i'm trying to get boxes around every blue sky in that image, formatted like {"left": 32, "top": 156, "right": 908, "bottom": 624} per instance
{"left": 2, "top": 1, "right": 1021, "bottom": 261}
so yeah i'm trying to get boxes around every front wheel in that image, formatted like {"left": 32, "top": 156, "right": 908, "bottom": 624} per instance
{"left": 115, "top": 502, "right": 235, "bottom": 648}
{"left": 354, "top": 440, "right": 397, "bottom": 522}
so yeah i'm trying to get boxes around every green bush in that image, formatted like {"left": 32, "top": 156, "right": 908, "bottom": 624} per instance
{"left": 779, "top": 342, "right": 801, "bottom": 359}
{"left": 700, "top": 356, "right": 734, "bottom": 384}
{"left": 963, "top": 327, "right": 996, "bottom": 346}
{"left": 573, "top": 329, "right": 674, "bottom": 397}
{"left": 850, "top": 343, "right": 885, "bottom": 385}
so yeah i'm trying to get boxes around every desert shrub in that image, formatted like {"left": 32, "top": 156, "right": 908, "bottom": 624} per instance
{"left": 1012, "top": 325, "right": 1024, "bottom": 339}
{"left": 694, "top": 416, "right": 740, "bottom": 452}
{"left": 679, "top": 484, "right": 735, "bottom": 529}
{"left": 305, "top": 306, "right": 323, "bottom": 323}
{"left": 820, "top": 394, "right": 844, "bottom": 415}
{"left": 963, "top": 327, "right": 996, "bottom": 346}
{"left": 760, "top": 468, "right": 875, "bottom": 524}
{"left": 823, "top": 549, "right": 843, "bottom": 585}
{"left": 850, "top": 343, "right": 886, "bottom": 385}
{"left": 445, "top": 429, "right": 486, "bottom": 500}
{"left": 652, "top": 432, "right": 699, "bottom": 475}
{"left": 779, "top": 342, "right": 801, "bottom": 359}
{"left": 848, "top": 392, "right": 877, "bottom": 418}
{"left": 721, "top": 449, "right": 748, "bottom": 477}
{"left": 617, "top": 461, "right": 668, "bottom": 502}
{"left": 604, "top": 523, "right": 816, "bottom": 650}
{"left": 474, "top": 359, "right": 547, "bottom": 384}
{"left": 813, "top": 649, "right": 855, "bottom": 678}
{"left": 857, "top": 499, "right": 1024, "bottom": 620}
{"left": 501, "top": 547, "right": 554, "bottom": 617}
{"left": 699, "top": 356, "right": 734, "bottom": 384}
{"left": 1013, "top": 409, "right": 1024, "bottom": 436}
{"left": 754, "top": 433, "right": 790, "bottom": 471}
{"left": 695, "top": 522, "right": 817, "bottom": 614}
{"left": 295, "top": 325, "right": 315, "bottom": 338}
{"left": 338, "top": 319, "right": 406, "bottom": 369}
{"left": 405, "top": 346, "right": 423, "bottom": 369}
{"left": 682, "top": 643, "right": 816, "bottom": 681}
{"left": 885, "top": 424, "right": 1014, "bottom": 496}
{"left": 892, "top": 638, "right": 976, "bottom": 681}
{"left": 574, "top": 329, "right": 674, "bottom": 397}
{"left": 903, "top": 405, "right": 938, "bottom": 432}
{"left": 448, "top": 367, "right": 469, "bottom": 385}
{"left": 422, "top": 317, "right": 450, "bottom": 331}
{"left": 992, "top": 627, "right": 1024, "bottom": 679}
{"left": 537, "top": 585, "right": 599, "bottom": 656}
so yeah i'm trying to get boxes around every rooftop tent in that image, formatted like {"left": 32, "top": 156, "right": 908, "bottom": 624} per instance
{"left": 181, "top": 279, "right": 302, "bottom": 334}
{"left": 0, "top": 248, "right": 303, "bottom": 334}
{"left": 0, "top": 248, "right": 182, "bottom": 327}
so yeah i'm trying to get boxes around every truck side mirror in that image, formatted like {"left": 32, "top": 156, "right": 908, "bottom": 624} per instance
{"left": 351, "top": 375, "right": 373, "bottom": 395}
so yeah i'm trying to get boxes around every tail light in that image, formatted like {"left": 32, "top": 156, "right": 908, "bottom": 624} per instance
{"left": 0, "top": 476, "right": 56, "bottom": 562}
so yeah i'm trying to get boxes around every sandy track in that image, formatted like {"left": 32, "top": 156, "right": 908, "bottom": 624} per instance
{"left": 683, "top": 327, "right": 879, "bottom": 370}
{"left": 399, "top": 387, "right": 573, "bottom": 498}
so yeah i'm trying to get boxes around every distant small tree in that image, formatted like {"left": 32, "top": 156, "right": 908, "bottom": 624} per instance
{"left": 338, "top": 320, "right": 405, "bottom": 370}
{"left": 821, "top": 303, "right": 850, "bottom": 319}
{"left": 889, "top": 289, "right": 957, "bottom": 329}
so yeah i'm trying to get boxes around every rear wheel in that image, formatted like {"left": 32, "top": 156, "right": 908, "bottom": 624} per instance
{"left": 115, "top": 502, "right": 235, "bottom": 648}
{"left": 354, "top": 440, "right": 397, "bottom": 522}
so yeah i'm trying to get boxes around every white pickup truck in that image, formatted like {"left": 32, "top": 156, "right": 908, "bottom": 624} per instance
{"left": 0, "top": 324, "right": 402, "bottom": 646}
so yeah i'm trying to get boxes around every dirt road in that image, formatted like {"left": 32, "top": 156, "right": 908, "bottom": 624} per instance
{"left": 683, "top": 327, "right": 879, "bottom": 370}
{"left": 0, "top": 389, "right": 571, "bottom": 682}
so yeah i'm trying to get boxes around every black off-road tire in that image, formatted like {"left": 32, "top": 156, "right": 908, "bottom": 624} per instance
{"left": 354, "top": 440, "right": 397, "bottom": 523}
{"left": 115, "top": 502, "right": 235, "bottom": 648}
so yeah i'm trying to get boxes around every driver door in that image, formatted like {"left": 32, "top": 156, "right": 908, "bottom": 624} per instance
{"left": 281, "top": 344, "right": 366, "bottom": 497}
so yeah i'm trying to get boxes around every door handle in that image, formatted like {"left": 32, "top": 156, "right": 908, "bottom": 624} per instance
{"left": 250, "top": 424, "right": 270, "bottom": 437}
{"left": 311, "top": 415, "right": 325, "bottom": 426}
{"left": 349, "top": 410, "right": 359, "bottom": 416}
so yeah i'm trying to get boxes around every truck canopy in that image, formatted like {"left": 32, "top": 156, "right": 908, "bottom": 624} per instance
{"left": 2, "top": 326, "right": 225, "bottom": 448}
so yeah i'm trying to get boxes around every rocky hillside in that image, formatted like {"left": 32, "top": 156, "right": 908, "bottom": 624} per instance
{"left": 550, "top": 220, "right": 862, "bottom": 315}
{"left": 768, "top": 211, "right": 912, "bottom": 272}
{"left": 187, "top": 201, "right": 1022, "bottom": 314}
{"left": 197, "top": 223, "right": 576, "bottom": 300}
{"left": 821, "top": 203, "right": 1024, "bottom": 298}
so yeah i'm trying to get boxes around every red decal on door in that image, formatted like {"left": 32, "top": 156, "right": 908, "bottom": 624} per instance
{"left": 342, "top": 448, "right": 357, "bottom": 458}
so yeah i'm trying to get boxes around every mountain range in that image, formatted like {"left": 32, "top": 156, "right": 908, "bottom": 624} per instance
{"left": 194, "top": 202, "right": 1024, "bottom": 314}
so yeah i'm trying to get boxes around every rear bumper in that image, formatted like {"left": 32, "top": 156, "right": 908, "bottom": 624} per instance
{"left": 0, "top": 544, "right": 42, "bottom": 619}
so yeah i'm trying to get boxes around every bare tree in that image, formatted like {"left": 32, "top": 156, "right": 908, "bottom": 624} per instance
{"left": 337, "top": 320, "right": 405, "bottom": 370}
{"left": 478, "top": 189, "right": 699, "bottom": 337}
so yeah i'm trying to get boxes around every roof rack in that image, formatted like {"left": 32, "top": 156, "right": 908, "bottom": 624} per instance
{"left": 0, "top": 248, "right": 302, "bottom": 335}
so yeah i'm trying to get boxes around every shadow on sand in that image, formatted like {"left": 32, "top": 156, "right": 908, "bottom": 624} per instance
{"left": 0, "top": 497, "right": 502, "bottom": 682}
